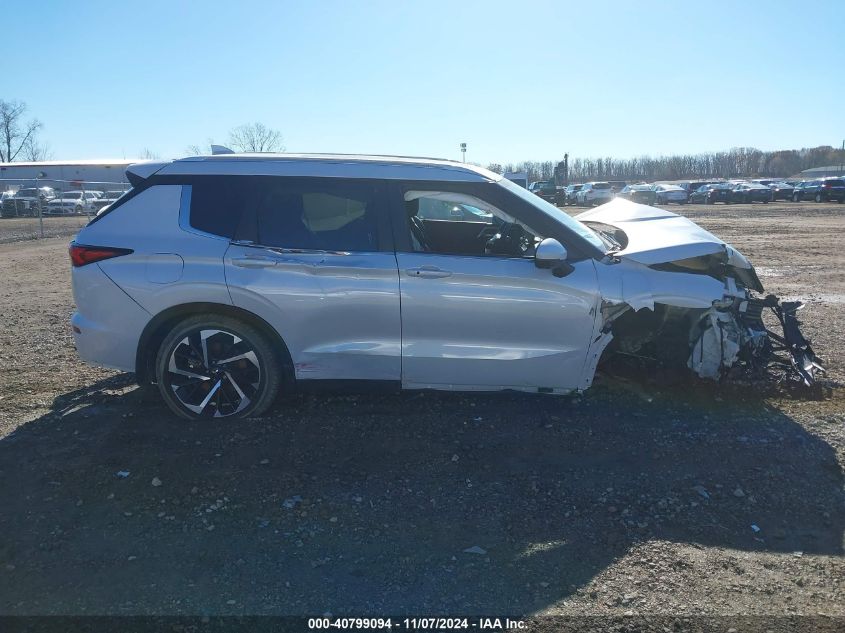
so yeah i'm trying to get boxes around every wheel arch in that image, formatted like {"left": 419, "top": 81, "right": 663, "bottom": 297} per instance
{"left": 135, "top": 302, "right": 294, "bottom": 386}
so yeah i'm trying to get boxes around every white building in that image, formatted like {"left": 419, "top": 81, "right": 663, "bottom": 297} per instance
{"left": 0, "top": 160, "right": 137, "bottom": 193}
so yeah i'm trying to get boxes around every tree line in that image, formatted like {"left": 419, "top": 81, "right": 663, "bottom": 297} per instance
{"left": 2, "top": 96, "right": 841, "bottom": 182}
{"left": 486, "top": 145, "right": 845, "bottom": 184}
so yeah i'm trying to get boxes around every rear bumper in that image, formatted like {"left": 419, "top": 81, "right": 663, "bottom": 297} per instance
{"left": 71, "top": 263, "right": 151, "bottom": 372}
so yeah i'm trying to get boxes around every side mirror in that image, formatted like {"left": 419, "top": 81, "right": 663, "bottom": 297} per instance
{"left": 535, "top": 238, "right": 573, "bottom": 277}
{"left": 535, "top": 238, "right": 567, "bottom": 268}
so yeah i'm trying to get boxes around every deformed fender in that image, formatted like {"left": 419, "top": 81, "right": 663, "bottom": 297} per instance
{"left": 595, "top": 258, "right": 735, "bottom": 314}
{"left": 579, "top": 258, "right": 746, "bottom": 389}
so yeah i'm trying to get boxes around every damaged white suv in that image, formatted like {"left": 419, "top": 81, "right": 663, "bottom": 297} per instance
{"left": 69, "top": 154, "right": 822, "bottom": 419}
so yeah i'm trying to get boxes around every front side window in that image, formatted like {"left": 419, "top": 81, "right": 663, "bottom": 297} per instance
{"left": 404, "top": 189, "right": 540, "bottom": 258}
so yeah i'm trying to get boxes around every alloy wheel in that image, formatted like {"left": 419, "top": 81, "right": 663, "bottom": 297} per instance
{"left": 165, "top": 328, "right": 261, "bottom": 417}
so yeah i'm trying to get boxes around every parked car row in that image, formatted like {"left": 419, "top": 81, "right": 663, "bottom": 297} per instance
{"left": 539, "top": 176, "right": 845, "bottom": 207}
{"left": 0, "top": 187, "right": 130, "bottom": 218}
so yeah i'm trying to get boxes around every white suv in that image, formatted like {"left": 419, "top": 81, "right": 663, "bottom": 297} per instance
{"left": 69, "top": 154, "right": 821, "bottom": 419}
{"left": 575, "top": 182, "right": 614, "bottom": 206}
{"left": 47, "top": 190, "right": 102, "bottom": 215}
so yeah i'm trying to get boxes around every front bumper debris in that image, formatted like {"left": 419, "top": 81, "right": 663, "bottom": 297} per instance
{"left": 688, "top": 294, "right": 824, "bottom": 386}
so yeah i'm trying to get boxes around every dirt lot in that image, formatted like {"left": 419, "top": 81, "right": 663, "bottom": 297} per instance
{"left": 0, "top": 215, "right": 90, "bottom": 244}
{"left": 0, "top": 202, "right": 843, "bottom": 620}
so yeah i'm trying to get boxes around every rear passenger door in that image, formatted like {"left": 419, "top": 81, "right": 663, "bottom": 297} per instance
{"left": 223, "top": 177, "right": 401, "bottom": 382}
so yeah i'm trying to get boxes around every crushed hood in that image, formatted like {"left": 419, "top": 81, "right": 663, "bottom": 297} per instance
{"left": 576, "top": 199, "right": 764, "bottom": 293}
{"left": 575, "top": 198, "right": 734, "bottom": 264}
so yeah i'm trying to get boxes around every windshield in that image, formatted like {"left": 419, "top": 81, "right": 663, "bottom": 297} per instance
{"left": 62, "top": 192, "right": 83, "bottom": 199}
{"left": 498, "top": 177, "right": 605, "bottom": 252}
{"left": 17, "top": 189, "right": 39, "bottom": 197}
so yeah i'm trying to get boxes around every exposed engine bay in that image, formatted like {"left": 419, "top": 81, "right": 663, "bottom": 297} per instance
{"left": 577, "top": 200, "right": 824, "bottom": 387}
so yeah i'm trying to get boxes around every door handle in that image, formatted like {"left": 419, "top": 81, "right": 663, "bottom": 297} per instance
{"left": 231, "top": 256, "right": 278, "bottom": 268}
{"left": 406, "top": 265, "right": 452, "bottom": 279}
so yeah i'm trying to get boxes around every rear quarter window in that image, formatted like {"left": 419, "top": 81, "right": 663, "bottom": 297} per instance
{"left": 189, "top": 178, "right": 247, "bottom": 239}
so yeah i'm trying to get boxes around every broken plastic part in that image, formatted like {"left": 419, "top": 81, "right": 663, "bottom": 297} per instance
{"left": 685, "top": 294, "right": 824, "bottom": 385}
{"left": 759, "top": 296, "right": 825, "bottom": 386}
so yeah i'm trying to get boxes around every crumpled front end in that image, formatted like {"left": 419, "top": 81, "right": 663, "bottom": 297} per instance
{"left": 580, "top": 199, "right": 824, "bottom": 387}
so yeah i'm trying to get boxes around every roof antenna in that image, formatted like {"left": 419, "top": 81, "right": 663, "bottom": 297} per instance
{"left": 210, "top": 145, "right": 235, "bottom": 155}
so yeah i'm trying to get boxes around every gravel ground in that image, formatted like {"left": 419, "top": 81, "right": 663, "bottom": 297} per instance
{"left": 0, "top": 201, "right": 842, "bottom": 620}
{"left": 0, "top": 215, "right": 90, "bottom": 244}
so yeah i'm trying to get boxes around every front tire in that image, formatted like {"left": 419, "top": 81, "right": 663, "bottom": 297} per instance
{"left": 814, "top": 193, "right": 823, "bottom": 203}
{"left": 154, "top": 315, "right": 282, "bottom": 419}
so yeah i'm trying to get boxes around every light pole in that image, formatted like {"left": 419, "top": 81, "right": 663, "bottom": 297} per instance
{"left": 460, "top": 142, "right": 466, "bottom": 163}
{"left": 35, "top": 171, "right": 46, "bottom": 238}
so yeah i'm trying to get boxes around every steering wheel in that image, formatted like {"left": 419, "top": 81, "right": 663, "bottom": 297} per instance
{"left": 484, "top": 222, "right": 529, "bottom": 256}
{"left": 475, "top": 224, "right": 500, "bottom": 242}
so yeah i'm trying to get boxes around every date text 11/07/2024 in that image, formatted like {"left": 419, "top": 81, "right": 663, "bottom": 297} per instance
{"left": 307, "top": 617, "right": 527, "bottom": 630}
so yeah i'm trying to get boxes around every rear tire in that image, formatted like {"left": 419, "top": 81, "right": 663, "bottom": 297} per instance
{"left": 793, "top": 193, "right": 800, "bottom": 202}
{"left": 154, "top": 315, "right": 282, "bottom": 420}
{"left": 814, "top": 193, "right": 823, "bottom": 203}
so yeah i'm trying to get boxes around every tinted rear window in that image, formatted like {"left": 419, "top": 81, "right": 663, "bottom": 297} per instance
{"left": 593, "top": 183, "right": 611, "bottom": 189}
{"left": 254, "top": 179, "right": 381, "bottom": 251}
{"left": 189, "top": 176, "right": 383, "bottom": 250}
{"left": 826, "top": 180, "right": 844, "bottom": 187}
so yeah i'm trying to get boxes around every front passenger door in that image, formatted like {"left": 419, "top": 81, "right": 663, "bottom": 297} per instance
{"left": 394, "top": 185, "right": 600, "bottom": 392}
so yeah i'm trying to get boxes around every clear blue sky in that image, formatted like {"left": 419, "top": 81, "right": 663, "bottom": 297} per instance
{"left": 5, "top": 0, "right": 843, "bottom": 164}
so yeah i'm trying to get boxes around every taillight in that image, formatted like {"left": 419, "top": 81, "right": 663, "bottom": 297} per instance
{"left": 69, "top": 242, "right": 133, "bottom": 267}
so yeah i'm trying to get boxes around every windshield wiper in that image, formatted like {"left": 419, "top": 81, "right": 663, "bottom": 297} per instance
{"left": 593, "top": 228, "right": 622, "bottom": 252}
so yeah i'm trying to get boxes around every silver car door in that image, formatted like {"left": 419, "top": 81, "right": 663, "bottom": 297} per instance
{"left": 221, "top": 176, "right": 401, "bottom": 382}
{"left": 395, "top": 187, "right": 600, "bottom": 391}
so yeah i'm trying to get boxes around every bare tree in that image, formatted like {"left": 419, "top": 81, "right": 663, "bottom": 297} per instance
{"left": 21, "top": 137, "right": 51, "bottom": 162}
{"left": 0, "top": 99, "right": 43, "bottom": 163}
{"left": 139, "top": 148, "right": 160, "bottom": 159}
{"left": 228, "top": 122, "right": 284, "bottom": 153}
